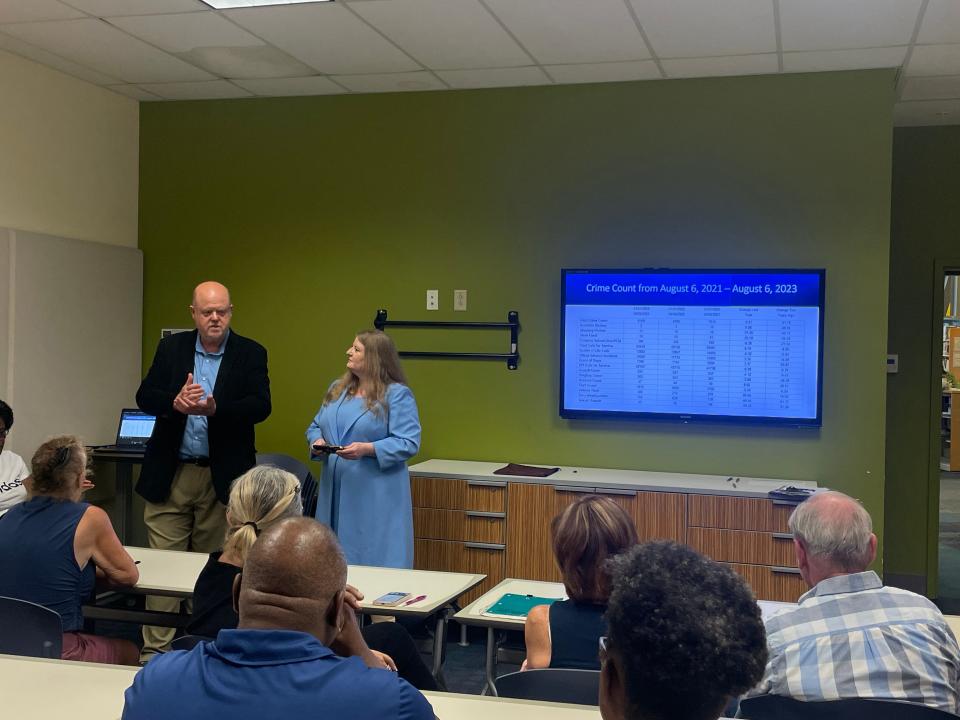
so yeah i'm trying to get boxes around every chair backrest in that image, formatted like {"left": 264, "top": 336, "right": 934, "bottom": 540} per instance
{"left": 170, "top": 634, "right": 212, "bottom": 652}
{"left": 739, "top": 695, "right": 958, "bottom": 719}
{"left": 494, "top": 668, "right": 600, "bottom": 706}
{"left": 0, "top": 596, "right": 63, "bottom": 659}
{"left": 254, "top": 453, "right": 316, "bottom": 516}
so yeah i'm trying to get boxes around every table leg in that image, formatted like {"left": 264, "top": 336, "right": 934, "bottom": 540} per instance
{"left": 481, "top": 626, "right": 498, "bottom": 696}
{"left": 431, "top": 609, "right": 448, "bottom": 678}
{"left": 459, "top": 622, "right": 469, "bottom": 647}
{"left": 115, "top": 463, "right": 133, "bottom": 544}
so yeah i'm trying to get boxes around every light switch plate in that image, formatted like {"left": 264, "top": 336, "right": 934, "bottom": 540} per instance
{"left": 454, "top": 289, "right": 467, "bottom": 311}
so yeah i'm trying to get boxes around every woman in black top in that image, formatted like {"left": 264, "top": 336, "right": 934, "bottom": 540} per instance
{"left": 188, "top": 464, "right": 438, "bottom": 690}
{"left": 524, "top": 495, "right": 638, "bottom": 670}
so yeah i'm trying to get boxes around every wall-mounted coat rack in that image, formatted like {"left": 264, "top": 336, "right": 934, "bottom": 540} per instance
{"left": 374, "top": 309, "right": 520, "bottom": 370}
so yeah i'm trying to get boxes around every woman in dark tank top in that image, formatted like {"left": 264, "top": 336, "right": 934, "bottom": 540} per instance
{"left": 0, "top": 435, "right": 140, "bottom": 664}
{"left": 524, "top": 495, "right": 638, "bottom": 671}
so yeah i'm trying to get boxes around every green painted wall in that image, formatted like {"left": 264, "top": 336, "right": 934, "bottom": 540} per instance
{"left": 886, "top": 126, "right": 960, "bottom": 594}
{"left": 139, "top": 70, "right": 894, "bottom": 549}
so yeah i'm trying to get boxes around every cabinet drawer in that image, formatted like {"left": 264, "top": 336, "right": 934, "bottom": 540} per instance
{"left": 411, "top": 476, "right": 507, "bottom": 513}
{"left": 414, "top": 539, "right": 505, "bottom": 605}
{"left": 413, "top": 508, "right": 505, "bottom": 544}
{"left": 687, "top": 527, "right": 797, "bottom": 567}
{"left": 688, "top": 495, "right": 794, "bottom": 532}
{"left": 723, "top": 562, "right": 807, "bottom": 603}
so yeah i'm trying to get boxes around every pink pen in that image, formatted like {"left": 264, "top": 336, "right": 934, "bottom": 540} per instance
{"left": 403, "top": 594, "right": 427, "bottom": 606}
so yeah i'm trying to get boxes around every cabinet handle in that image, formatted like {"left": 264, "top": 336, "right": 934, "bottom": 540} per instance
{"left": 596, "top": 488, "right": 637, "bottom": 497}
{"left": 553, "top": 485, "right": 594, "bottom": 493}
{"left": 464, "top": 542, "right": 506, "bottom": 551}
{"left": 465, "top": 511, "right": 505, "bottom": 519}
{"left": 771, "top": 566, "right": 801, "bottom": 575}
{"left": 772, "top": 533, "right": 794, "bottom": 540}
{"left": 467, "top": 480, "right": 507, "bottom": 488}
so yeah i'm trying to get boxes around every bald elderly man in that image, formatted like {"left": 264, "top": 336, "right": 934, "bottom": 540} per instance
{"left": 121, "top": 518, "right": 433, "bottom": 720}
{"left": 136, "top": 281, "right": 270, "bottom": 659}
{"left": 746, "top": 491, "right": 960, "bottom": 713}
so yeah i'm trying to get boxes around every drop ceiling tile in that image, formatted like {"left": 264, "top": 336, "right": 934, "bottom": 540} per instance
{"left": 0, "top": 32, "right": 121, "bottom": 84}
{"left": 894, "top": 99, "right": 960, "bottom": 126}
{"left": 629, "top": 0, "right": 775, "bottom": 58}
{"left": 349, "top": 0, "right": 530, "bottom": 70}
{"left": 65, "top": 0, "right": 207, "bottom": 15}
{"left": 137, "top": 79, "right": 253, "bottom": 99}
{"left": 661, "top": 53, "right": 778, "bottom": 79}
{"left": 0, "top": 0, "right": 85, "bottom": 23}
{"left": 907, "top": 44, "right": 960, "bottom": 76}
{"left": 106, "top": 84, "right": 164, "bottom": 100}
{"left": 901, "top": 75, "right": 960, "bottom": 101}
{"left": 918, "top": 0, "right": 960, "bottom": 45}
{"left": 108, "top": 10, "right": 316, "bottom": 77}
{"left": 332, "top": 71, "right": 445, "bottom": 93}
{"left": 779, "top": 0, "right": 923, "bottom": 52}
{"left": 545, "top": 60, "right": 660, "bottom": 84}
{"left": 483, "top": 0, "right": 649, "bottom": 65}
{"left": 783, "top": 46, "right": 907, "bottom": 73}
{"left": 232, "top": 75, "right": 346, "bottom": 96}
{"left": 225, "top": 4, "right": 420, "bottom": 74}
{"left": 436, "top": 65, "right": 550, "bottom": 89}
{"left": 1, "top": 18, "right": 214, "bottom": 83}
{"left": 106, "top": 12, "right": 263, "bottom": 53}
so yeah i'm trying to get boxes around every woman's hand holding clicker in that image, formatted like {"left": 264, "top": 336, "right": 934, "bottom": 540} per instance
{"left": 337, "top": 442, "right": 374, "bottom": 460}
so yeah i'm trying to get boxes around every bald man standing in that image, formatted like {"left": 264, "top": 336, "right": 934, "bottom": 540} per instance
{"left": 122, "top": 518, "right": 433, "bottom": 720}
{"left": 136, "top": 281, "right": 270, "bottom": 660}
{"left": 746, "top": 491, "right": 960, "bottom": 713}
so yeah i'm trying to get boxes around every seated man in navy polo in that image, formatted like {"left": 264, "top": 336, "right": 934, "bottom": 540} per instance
{"left": 122, "top": 517, "right": 434, "bottom": 720}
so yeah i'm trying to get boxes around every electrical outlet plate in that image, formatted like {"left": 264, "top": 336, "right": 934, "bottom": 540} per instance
{"left": 426, "top": 289, "right": 439, "bottom": 310}
{"left": 454, "top": 289, "right": 467, "bottom": 311}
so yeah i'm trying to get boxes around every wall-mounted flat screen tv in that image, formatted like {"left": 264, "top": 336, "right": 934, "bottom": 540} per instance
{"left": 561, "top": 269, "right": 825, "bottom": 426}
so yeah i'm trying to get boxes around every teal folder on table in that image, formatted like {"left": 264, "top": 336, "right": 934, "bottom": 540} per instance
{"left": 484, "top": 593, "right": 559, "bottom": 618}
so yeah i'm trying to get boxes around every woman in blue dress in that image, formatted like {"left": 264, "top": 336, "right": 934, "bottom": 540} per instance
{"left": 306, "top": 330, "right": 421, "bottom": 568}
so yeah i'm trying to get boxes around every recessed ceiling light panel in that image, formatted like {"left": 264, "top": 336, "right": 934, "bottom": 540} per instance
{"left": 200, "top": 0, "right": 333, "bottom": 9}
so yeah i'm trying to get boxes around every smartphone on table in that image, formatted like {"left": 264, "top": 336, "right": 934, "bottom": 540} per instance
{"left": 372, "top": 591, "right": 412, "bottom": 607}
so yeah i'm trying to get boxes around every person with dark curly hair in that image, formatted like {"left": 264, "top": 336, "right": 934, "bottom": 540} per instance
{"left": 599, "top": 541, "right": 767, "bottom": 720}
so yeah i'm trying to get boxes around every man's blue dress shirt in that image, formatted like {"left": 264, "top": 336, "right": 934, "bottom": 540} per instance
{"left": 179, "top": 331, "right": 228, "bottom": 459}
{"left": 122, "top": 629, "right": 434, "bottom": 720}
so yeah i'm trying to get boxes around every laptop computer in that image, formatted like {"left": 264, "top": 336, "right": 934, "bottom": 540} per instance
{"left": 98, "top": 409, "right": 156, "bottom": 453}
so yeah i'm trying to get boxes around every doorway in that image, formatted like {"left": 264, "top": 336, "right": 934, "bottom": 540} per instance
{"left": 938, "top": 272, "right": 960, "bottom": 611}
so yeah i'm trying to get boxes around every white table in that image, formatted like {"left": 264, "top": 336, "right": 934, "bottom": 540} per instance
{"left": 85, "top": 546, "right": 485, "bottom": 677}
{"left": 0, "top": 654, "right": 601, "bottom": 720}
{"left": 454, "top": 578, "right": 568, "bottom": 695}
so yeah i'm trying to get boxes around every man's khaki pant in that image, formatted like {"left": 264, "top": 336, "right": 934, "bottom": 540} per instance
{"left": 140, "top": 463, "right": 227, "bottom": 661}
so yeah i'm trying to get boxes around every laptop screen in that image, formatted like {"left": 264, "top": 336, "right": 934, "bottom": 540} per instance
{"left": 116, "top": 409, "right": 156, "bottom": 446}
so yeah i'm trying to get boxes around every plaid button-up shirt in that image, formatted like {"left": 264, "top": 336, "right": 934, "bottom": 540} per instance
{"left": 747, "top": 571, "right": 960, "bottom": 713}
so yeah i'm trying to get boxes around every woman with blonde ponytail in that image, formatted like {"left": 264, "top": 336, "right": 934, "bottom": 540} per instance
{"left": 188, "top": 465, "right": 301, "bottom": 636}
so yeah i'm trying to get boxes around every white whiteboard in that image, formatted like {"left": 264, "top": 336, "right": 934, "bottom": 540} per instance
{"left": 1, "top": 228, "right": 143, "bottom": 458}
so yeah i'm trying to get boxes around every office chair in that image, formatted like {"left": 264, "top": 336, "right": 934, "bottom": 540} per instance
{"left": 739, "top": 694, "right": 957, "bottom": 719}
{"left": 0, "top": 596, "right": 63, "bottom": 659}
{"left": 494, "top": 668, "right": 599, "bottom": 705}
{"left": 255, "top": 453, "right": 317, "bottom": 516}
{"left": 170, "top": 634, "right": 212, "bottom": 652}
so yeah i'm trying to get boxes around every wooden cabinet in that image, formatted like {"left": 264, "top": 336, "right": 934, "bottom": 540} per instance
{"left": 687, "top": 495, "right": 805, "bottom": 602}
{"left": 410, "top": 476, "right": 506, "bottom": 605}
{"left": 411, "top": 471, "right": 808, "bottom": 604}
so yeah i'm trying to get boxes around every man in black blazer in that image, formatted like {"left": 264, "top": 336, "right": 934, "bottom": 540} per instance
{"left": 135, "top": 281, "right": 270, "bottom": 660}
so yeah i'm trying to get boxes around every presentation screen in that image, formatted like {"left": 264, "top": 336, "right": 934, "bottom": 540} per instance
{"left": 561, "top": 269, "right": 825, "bottom": 426}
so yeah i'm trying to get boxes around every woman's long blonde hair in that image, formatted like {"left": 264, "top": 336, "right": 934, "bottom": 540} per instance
{"left": 222, "top": 465, "right": 302, "bottom": 565}
{"left": 323, "top": 330, "right": 407, "bottom": 415}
